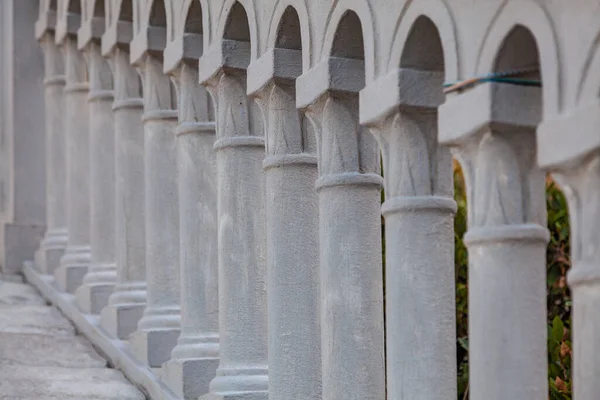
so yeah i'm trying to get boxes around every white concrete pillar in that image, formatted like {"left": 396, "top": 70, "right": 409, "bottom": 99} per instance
{"left": 198, "top": 46, "right": 268, "bottom": 400}
{"left": 537, "top": 110, "right": 600, "bottom": 400}
{"left": 247, "top": 49, "right": 321, "bottom": 400}
{"left": 129, "top": 53, "right": 180, "bottom": 367}
{"left": 161, "top": 59, "right": 219, "bottom": 398}
{"left": 100, "top": 45, "right": 147, "bottom": 340}
{"left": 296, "top": 59, "right": 385, "bottom": 400}
{"left": 439, "top": 83, "right": 548, "bottom": 400}
{"left": 54, "top": 35, "right": 91, "bottom": 294}
{"left": 75, "top": 39, "right": 117, "bottom": 314}
{"left": 360, "top": 69, "right": 457, "bottom": 399}
{"left": 38, "top": 33, "right": 68, "bottom": 276}
{"left": 553, "top": 156, "right": 600, "bottom": 400}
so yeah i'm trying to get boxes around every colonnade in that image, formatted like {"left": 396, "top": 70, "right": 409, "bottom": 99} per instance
{"left": 27, "top": 0, "right": 600, "bottom": 400}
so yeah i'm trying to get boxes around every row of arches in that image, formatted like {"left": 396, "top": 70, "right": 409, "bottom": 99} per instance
{"left": 34, "top": 1, "right": 599, "bottom": 400}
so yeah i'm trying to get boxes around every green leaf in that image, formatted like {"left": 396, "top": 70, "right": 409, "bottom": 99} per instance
{"left": 552, "top": 316, "right": 564, "bottom": 343}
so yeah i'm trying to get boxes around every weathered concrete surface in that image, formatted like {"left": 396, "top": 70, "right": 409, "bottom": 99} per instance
{"left": 0, "top": 280, "right": 46, "bottom": 305}
{"left": 0, "top": 279, "right": 145, "bottom": 399}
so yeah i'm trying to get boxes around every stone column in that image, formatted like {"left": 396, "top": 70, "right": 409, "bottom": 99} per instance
{"left": 296, "top": 59, "right": 385, "bottom": 400}
{"left": 439, "top": 83, "right": 548, "bottom": 400}
{"left": 54, "top": 36, "right": 91, "bottom": 293}
{"left": 38, "top": 34, "right": 68, "bottom": 275}
{"left": 100, "top": 47, "right": 147, "bottom": 340}
{"left": 537, "top": 109, "right": 600, "bottom": 400}
{"left": 247, "top": 49, "right": 321, "bottom": 400}
{"left": 198, "top": 47, "right": 268, "bottom": 400}
{"left": 360, "top": 69, "right": 457, "bottom": 399}
{"left": 162, "top": 61, "right": 219, "bottom": 399}
{"left": 75, "top": 41, "right": 117, "bottom": 314}
{"left": 129, "top": 54, "right": 181, "bottom": 367}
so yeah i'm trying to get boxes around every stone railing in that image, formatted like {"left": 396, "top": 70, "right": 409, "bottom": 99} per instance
{"left": 9, "top": 0, "right": 600, "bottom": 399}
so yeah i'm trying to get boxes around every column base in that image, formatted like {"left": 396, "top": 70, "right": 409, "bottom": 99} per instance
{"left": 76, "top": 263, "right": 117, "bottom": 314}
{"left": 39, "top": 228, "right": 68, "bottom": 275}
{"left": 129, "top": 328, "right": 180, "bottom": 367}
{"left": 75, "top": 282, "right": 115, "bottom": 314}
{"left": 162, "top": 357, "right": 219, "bottom": 399}
{"left": 43, "top": 247, "right": 66, "bottom": 275}
{"left": 202, "top": 368, "right": 268, "bottom": 400}
{"left": 100, "top": 302, "right": 146, "bottom": 340}
{"left": 54, "top": 247, "right": 91, "bottom": 293}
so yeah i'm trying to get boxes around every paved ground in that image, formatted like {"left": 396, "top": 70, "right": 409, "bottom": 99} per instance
{"left": 0, "top": 277, "right": 146, "bottom": 400}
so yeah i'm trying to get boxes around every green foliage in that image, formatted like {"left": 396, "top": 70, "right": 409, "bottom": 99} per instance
{"left": 453, "top": 168, "right": 572, "bottom": 400}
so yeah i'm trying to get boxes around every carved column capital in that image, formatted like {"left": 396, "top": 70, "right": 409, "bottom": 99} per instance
{"left": 61, "top": 36, "right": 88, "bottom": 88}
{"left": 83, "top": 41, "right": 114, "bottom": 99}
{"left": 137, "top": 54, "right": 177, "bottom": 116}
{"left": 550, "top": 152, "right": 600, "bottom": 287}
{"left": 439, "top": 82, "right": 547, "bottom": 238}
{"left": 39, "top": 33, "right": 65, "bottom": 83}
{"left": 108, "top": 47, "right": 143, "bottom": 104}
{"left": 169, "top": 62, "right": 213, "bottom": 126}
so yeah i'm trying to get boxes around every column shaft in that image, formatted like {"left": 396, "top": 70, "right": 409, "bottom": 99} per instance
{"left": 162, "top": 64, "right": 219, "bottom": 399}
{"left": 374, "top": 109, "right": 457, "bottom": 399}
{"left": 262, "top": 82, "right": 321, "bottom": 400}
{"left": 55, "top": 37, "right": 91, "bottom": 293}
{"left": 313, "top": 93, "right": 385, "bottom": 400}
{"left": 76, "top": 41, "right": 117, "bottom": 314}
{"left": 39, "top": 34, "right": 68, "bottom": 275}
{"left": 553, "top": 154, "right": 600, "bottom": 400}
{"left": 100, "top": 48, "right": 147, "bottom": 339}
{"left": 203, "top": 72, "right": 268, "bottom": 399}
{"left": 130, "top": 54, "right": 180, "bottom": 367}
{"left": 461, "top": 131, "right": 548, "bottom": 400}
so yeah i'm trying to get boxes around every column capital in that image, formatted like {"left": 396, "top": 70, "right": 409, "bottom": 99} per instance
{"left": 453, "top": 129, "right": 547, "bottom": 237}
{"left": 62, "top": 36, "right": 88, "bottom": 88}
{"left": 84, "top": 41, "right": 114, "bottom": 97}
{"left": 549, "top": 152, "right": 600, "bottom": 288}
{"left": 170, "top": 62, "right": 213, "bottom": 125}
{"left": 109, "top": 47, "right": 142, "bottom": 103}
{"left": 39, "top": 34, "right": 65, "bottom": 81}
{"left": 438, "top": 82, "right": 541, "bottom": 146}
{"left": 137, "top": 54, "right": 177, "bottom": 115}
{"left": 359, "top": 68, "right": 444, "bottom": 126}
{"left": 295, "top": 56, "right": 365, "bottom": 110}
